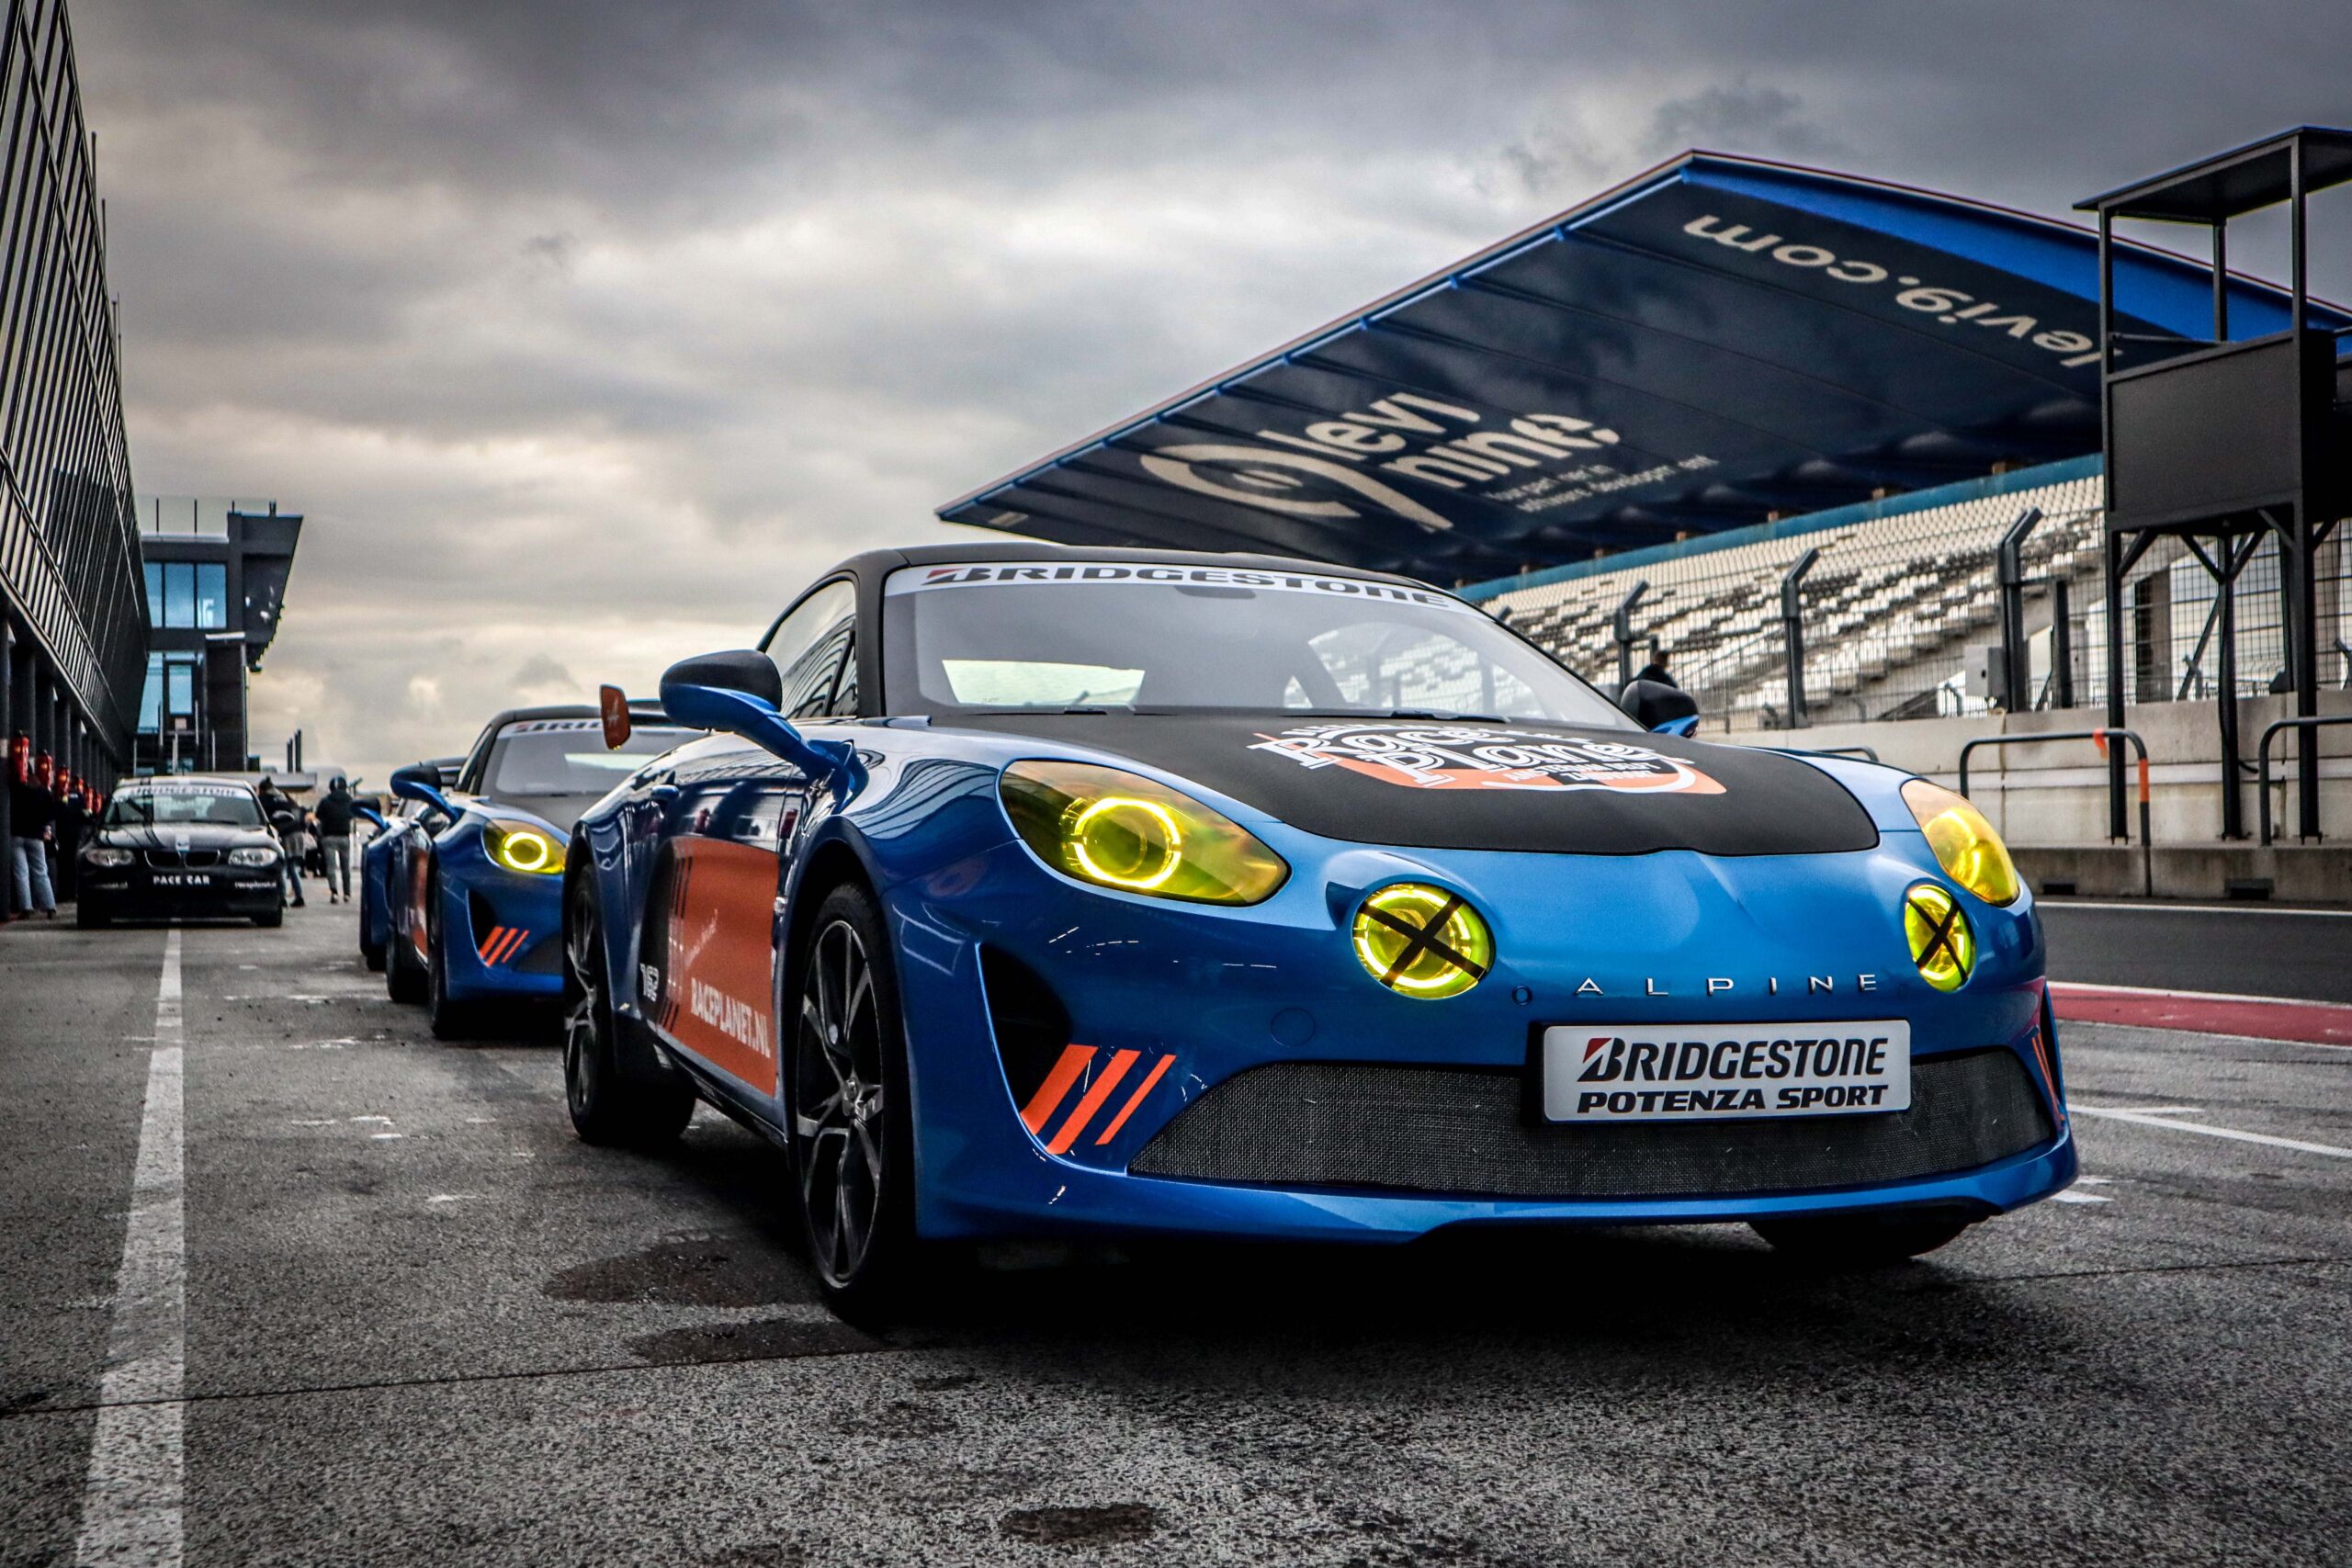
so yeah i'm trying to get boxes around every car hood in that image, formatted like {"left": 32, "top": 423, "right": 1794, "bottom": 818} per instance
{"left": 945, "top": 713, "right": 1878, "bottom": 857}
{"left": 96, "top": 822, "right": 278, "bottom": 852}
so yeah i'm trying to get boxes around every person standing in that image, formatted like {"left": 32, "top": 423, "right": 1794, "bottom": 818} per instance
{"left": 1634, "top": 646, "right": 1678, "bottom": 689}
{"left": 315, "top": 776, "right": 357, "bottom": 905}
{"left": 8, "top": 760, "right": 56, "bottom": 919}
{"left": 258, "top": 780, "right": 308, "bottom": 908}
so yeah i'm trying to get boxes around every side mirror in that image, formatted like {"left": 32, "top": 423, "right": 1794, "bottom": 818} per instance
{"left": 1619, "top": 678, "right": 1701, "bottom": 738}
{"left": 659, "top": 649, "right": 853, "bottom": 783}
{"left": 598, "top": 683, "right": 632, "bottom": 750}
{"left": 389, "top": 761, "right": 456, "bottom": 819}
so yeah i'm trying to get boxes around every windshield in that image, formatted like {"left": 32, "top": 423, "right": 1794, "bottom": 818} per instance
{"left": 882, "top": 562, "right": 1632, "bottom": 727}
{"left": 485, "top": 718, "right": 696, "bottom": 798}
{"left": 106, "top": 784, "right": 266, "bottom": 829}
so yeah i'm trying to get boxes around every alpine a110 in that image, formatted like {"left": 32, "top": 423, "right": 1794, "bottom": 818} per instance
{"left": 560, "top": 545, "right": 2073, "bottom": 1310}
{"left": 384, "top": 705, "right": 690, "bottom": 1035}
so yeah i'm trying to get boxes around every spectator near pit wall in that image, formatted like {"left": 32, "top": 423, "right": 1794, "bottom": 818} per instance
{"left": 1634, "top": 647, "right": 1678, "bottom": 689}
{"left": 7, "top": 763, "right": 56, "bottom": 919}
{"left": 314, "top": 777, "right": 357, "bottom": 905}
{"left": 258, "top": 780, "right": 308, "bottom": 909}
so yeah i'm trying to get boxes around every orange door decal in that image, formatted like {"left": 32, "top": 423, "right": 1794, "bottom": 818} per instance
{"left": 654, "top": 838, "right": 780, "bottom": 1095}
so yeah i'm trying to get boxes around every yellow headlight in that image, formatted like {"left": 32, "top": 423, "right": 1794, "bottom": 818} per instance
{"left": 486, "top": 821, "right": 561, "bottom": 875}
{"left": 1901, "top": 779, "right": 2020, "bottom": 906}
{"left": 1904, "top": 882, "right": 1975, "bottom": 992}
{"left": 1000, "top": 761, "right": 1288, "bottom": 905}
{"left": 1352, "top": 884, "right": 1493, "bottom": 999}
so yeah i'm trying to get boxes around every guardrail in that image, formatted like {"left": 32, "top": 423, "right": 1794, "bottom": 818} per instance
{"left": 1958, "top": 728, "right": 2151, "bottom": 897}
{"left": 2256, "top": 715, "right": 2352, "bottom": 847}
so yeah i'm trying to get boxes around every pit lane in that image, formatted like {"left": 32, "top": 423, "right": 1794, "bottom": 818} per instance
{"left": 2, "top": 907, "right": 2346, "bottom": 1567}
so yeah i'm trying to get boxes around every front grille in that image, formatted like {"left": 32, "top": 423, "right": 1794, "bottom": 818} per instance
{"left": 1129, "top": 1048, "right": 2052, "bottom": 1201}
{"left": 142, "top": 848, "right": 222, "bottom": 869}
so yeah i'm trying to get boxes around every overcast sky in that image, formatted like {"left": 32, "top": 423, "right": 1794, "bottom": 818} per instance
{"left": 76, "top": 0, "right": 2352, "bottom": 786}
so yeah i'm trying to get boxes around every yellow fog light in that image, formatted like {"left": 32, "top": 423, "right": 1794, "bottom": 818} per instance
{"left": 1905, "top": 882, "right": 1974, "bottom": 992}
{"left": 1902, "top": 779, "right": 2020, "bottom": 906}
{"left": 487, "top": 821, "right": 561, "bottom": 875}
{"left": 1353, "top": 884, "right": 1492, "bottom": 999}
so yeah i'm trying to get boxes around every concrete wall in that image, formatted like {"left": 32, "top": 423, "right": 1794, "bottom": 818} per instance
{"left": 1733, "top": 691, "right": 2352, "bottom": 902}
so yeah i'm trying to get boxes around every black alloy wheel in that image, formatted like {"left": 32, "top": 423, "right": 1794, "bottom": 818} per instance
{"left": 562, "top": 875, "right": 693, "bottom": 1147}
{"left": 790, "top": 884, "right": 921, "bottom": 1314}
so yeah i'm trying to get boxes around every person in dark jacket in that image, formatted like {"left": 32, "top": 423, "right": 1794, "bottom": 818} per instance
{"left": 1633, "top": 647, "right": 1678, "bottom": 689}
{"left": 258, "top": 781, "right": 308, "bottom": 908}
{"left": 8, "top": 763, "right": 56, "bottom": 919}
{"left": 314, "top": 777, "right": 357, "bottom": 905}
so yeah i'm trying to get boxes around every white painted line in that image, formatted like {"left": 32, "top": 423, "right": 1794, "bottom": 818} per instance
{"left": 2048, "top": 980, "right": 2352, "bottom": 1011}
{"left": 74, "top": 930, "right": 186, "bottom": 1567}
{"left": 2039, "top": 900, "right": 2352, "bottom": 918}
{"left": 2051, "top": 1191, "right": 2112, "bottom": 1204}
{"left": 2073, "top": 1104, "right": 2352, "bottom": 1159}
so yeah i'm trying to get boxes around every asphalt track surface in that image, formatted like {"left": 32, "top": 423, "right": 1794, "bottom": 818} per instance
{"left": 2, "top": 906, "right": 2346, "bottom": 1567}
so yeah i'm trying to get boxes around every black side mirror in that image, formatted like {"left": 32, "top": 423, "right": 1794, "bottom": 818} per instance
{"left": 389, "top": 761, "right": 456, "bottom": 818}
{"left": 1619, "top": 678, "right": 1700, "bottom": 737}
{"left": 659, "top": 649, "right": 850, "bottom": 783}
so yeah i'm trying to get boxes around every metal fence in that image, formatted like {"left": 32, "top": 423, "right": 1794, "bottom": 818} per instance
{"left": 1, "top": 0, "right": 143, "bottom": 752}
{"left": 1480, "top": 466, "right": 2352, "bottom": 735}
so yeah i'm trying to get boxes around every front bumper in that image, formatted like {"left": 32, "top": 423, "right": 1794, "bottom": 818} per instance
{"left": 882, "top": 829, "right": 2075, "bottom": 1245}
{"left": 439, "top": 858, "right": 564, "bottom": 1001}
{"left": 81, "top": 867, "right": 283, "bottom": 919}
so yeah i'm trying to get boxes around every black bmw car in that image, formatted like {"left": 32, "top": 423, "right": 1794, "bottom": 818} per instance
{"left": 76, "top": 777, "right": 286, "bottom": 927}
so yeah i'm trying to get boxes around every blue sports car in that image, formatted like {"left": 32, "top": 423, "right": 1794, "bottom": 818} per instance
{"left": 357, "top": 757, "right": 460, "bottom": 973}
{"left": 384, "top": 705, "right": 691, "bottom": 1036}
{"left": 561, "top": 545, "right": 2072, "bottom": 1311}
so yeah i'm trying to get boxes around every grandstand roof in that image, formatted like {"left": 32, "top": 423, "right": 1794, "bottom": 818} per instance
{"left": 940, "top": 152, "right": 2348, "bottom": 584}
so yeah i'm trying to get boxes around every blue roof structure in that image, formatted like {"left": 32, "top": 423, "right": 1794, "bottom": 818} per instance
{"left": 939, "top": 152, "right": 2346, "bottom": 583}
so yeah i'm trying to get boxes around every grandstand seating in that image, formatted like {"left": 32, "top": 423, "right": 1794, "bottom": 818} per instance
{"left": 1476, "top": 469, "right": 2108, "bottom": 730}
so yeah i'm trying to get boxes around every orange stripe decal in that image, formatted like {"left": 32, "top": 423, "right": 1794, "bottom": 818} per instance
{"left": 1020, "top": 1044, "right": 1095, "bottom": 1134}
{"left": 1047, "top": 1048, "right": 1140, "bottom": 1155}
{"left": 1095, "top": 1053, "right": 1176, "bottom": 1145}
{"left": 478, "top": 926, "right": 505, "bottom": 963}
{"left": 498, "top": 928, "right": 528, "bottom": 964}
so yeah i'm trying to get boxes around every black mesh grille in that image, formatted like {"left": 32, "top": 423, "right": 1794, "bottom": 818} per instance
{"left": 1129, "top": 1048, "right": 2052, "bottom": 1200}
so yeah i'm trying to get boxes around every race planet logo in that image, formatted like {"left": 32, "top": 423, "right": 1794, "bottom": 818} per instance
{"left": 1135, "top": 391, "right": 1630, "bottom": 534}
{"left": 687, "top": 976, "right": 772, "bottom": 1061}
{"left": 1249, "top": 723, "right": 1724, "bottom": 795}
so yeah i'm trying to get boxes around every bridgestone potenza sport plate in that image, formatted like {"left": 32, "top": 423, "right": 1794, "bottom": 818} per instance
{"left": 1542, "top": 1021, "right": 1912, "bottom": 1123}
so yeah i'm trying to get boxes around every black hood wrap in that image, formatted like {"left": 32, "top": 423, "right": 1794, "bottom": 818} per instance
{"left": 950, "top": 715, "right": 1878, "bottom": 857}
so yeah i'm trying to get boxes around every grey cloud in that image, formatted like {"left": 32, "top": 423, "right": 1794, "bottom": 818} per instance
{"left": 74, "top": 0, "right": 2351, "bottom": 786}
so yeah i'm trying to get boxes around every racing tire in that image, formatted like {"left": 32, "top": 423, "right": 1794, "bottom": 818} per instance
{"left": 1749, "top": 1212, "right": 1973, "bottom": 1265}
{"left": 561, "top": 875, "right": 693, "bottom": 1149}
{"left": 361, "top": 935, "right": 386, "bottom": 972}
{"left": 786, "top": 883, "right": 929, "bottom": 1318}
{"left": 386, "top": 880, "right": 427, "bottom": 1005}
{"left": 424, "top": 869, "right": 482, "bottom": 1041}
{"left": 251, "top": 907, "right": 283, "bottom": 930}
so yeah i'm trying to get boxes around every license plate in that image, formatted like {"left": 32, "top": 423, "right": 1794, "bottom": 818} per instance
{"left": 1541, "top": 1021, "right": 1911, "bottom": 1123}
{"left": 151, "top": 873, "right": 213, "bottom": 887}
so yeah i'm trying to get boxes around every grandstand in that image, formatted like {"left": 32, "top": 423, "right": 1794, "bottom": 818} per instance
{"left": 1467, "top": 461, "right": 2109, "bottom": 731}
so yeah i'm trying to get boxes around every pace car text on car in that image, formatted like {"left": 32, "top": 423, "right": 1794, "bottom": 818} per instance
{"left": 560, "top": 546, "right": 2072, "bottom": 1311}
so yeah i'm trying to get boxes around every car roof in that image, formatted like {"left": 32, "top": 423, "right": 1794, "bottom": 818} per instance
{"left": 119, "top": 775, "right": 257, "bottom": 792}
{"left": 825, "top": 541, "right": 1435, "bottom": 593}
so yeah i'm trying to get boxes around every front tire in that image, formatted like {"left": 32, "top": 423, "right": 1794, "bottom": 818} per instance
{"left": 386, "top": 866, "right": 427, "bottom": 1004}
{"left": 76, "top": 904, "right": 107, "bottom": 929}
{"left": 788, "top": 884, "right": 925, "bottom": 1316}
{"left": 1750, "top": 1212, "right": 1973, "bottom": 1265}
{"left": 425, "top": 870, "right": 481, "bottom": 1040}
{"left": 251, "top": 907, "right": 282, "bottom": 929}
{"left": 562, "top": 875, "right": 693, "bottom": 1148}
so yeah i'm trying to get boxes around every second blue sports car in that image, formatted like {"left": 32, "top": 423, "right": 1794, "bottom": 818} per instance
{"left": 384, "top": 704, "right": 691, "bottom": 1036}
{"left": 558, "top": 545, "right": 2073, "bottom": 1313}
